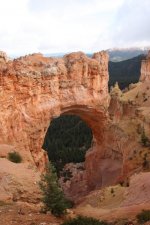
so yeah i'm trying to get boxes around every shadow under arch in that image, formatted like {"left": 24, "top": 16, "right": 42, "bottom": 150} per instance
{"left": 43, "top": 112, "right": 93, "bottom": 173}
{"left": 61, "top": 105, "right": 123, "bottom": 192}
{"left": 43, "top": 104, "right": 111, "bottom": 191}
{"left": 61, "top": 104, "right": 108, "bottom": 145}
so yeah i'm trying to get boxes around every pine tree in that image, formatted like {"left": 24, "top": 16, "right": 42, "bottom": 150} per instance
{"left": 39, "top": 163, "right": 70, "bottom": 217}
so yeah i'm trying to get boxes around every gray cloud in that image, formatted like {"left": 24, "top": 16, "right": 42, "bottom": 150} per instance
{"left": 0, "top": 0, "right": 149, "bottom": 55}
{"left": 112, "top": 0, "right": 150, "bottom": 47}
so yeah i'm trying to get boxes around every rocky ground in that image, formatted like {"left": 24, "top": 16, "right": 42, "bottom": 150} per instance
{"left": 0, "top": 202, "right": 62, "bottom": 225}
{"left": 0, "top": 201, "right": 150, "bottom": 225}
{"left": 75, "top": 204, "right": 150, "bottom": 225}
{"left": 74, "top": 172, "right": 150, "bottom": 224}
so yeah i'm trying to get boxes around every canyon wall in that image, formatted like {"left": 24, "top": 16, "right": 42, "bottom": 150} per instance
{"left": 2, "top": 50, "right": 150, "bottom": 203}
{"left": 140, "top": 51, "right": 150, "bottom": 82}
{"left": 55, "top": 50, "right": 150, "bottom": 206}
{"left": 0, "top": 51, "right": 109, "bottom": 176}
{"left": 108, "top": 50, "right": 150, "bottom": 182}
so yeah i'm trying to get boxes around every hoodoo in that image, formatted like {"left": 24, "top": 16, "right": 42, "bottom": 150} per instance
{"left": 140, "top": 50, "right": 150, "bottom": 82}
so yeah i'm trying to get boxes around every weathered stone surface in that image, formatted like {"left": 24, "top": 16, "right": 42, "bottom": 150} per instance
{"left": 140, "top": 50, "right": 150, "bottom": 82}
{"left": 0, "top": 51, "right": 112, "bottom": 201}
{"left": 1, "top": 49, "right": 150, "bottom": 205}
{"left": 0, "top": 51, "right": 10, "bottom": 63}
{"left": 0, "top": 158, "right": 41, "bottom": 203}
{"left": 59, "top": 163, "right": 88, "bottom": 203}
{"left": 122, "top": 172, "right": 150, "bottom": 206}
{"left": 107, "top": 51, "right": 150, "bottom": 186}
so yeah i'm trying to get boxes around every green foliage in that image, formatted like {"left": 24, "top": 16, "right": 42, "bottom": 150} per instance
{"left": 39, "top": 163, "right": 71, "bottom": 217}
{"left": 42, "top": 115, "right": 92, "bottom": 174}
{"left": 61, "top": 216, "right": 110, "bottom": 225}
{"left": 136, "top": 210, "right": 150, "bottom": 223}
{"left": 111, "top": 188, "right": 114, "bottom": 194}
{"left": 113, "top": 218, "right": 129, "bottom": 225}
{"left": 141, "top": 129, "right": 149, "bottom": 147}
{"left": 8, "top": 151, "right": 22, "bottom": 163}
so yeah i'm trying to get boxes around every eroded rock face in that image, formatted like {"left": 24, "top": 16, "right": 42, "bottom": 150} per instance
{"left": 59, "top": 163, "right": 88, "bottom": 203}
{"left": 107, "top": 51, "right": 150, "bottom": 186}
{"left": 75, "top": 51, "right": 150, "bottom": 210}
{"left": 140, "top": 50, "right": 150, "bottom": 82}
{"left": 0, "top": 51, "right": 109, "bottom": 174}
{"left": 0, "top": 158, "right": 41, "bottom": 203}
{"left": 122, "top": 172, "right": 150, "bottom": 207}
{"left": 0, "top": 51, "right": 10, "bottom": 63}
{"left": 1, "top": 50, "right": 150, "bottom": 204}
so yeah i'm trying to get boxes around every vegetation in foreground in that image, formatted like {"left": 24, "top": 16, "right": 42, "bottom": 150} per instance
{"left": 39, "top": 162, "right": 72, "bottom": 217}
{"left": 136, "top": 210, "right": 150, "bottom": 223}
{"left": 61, "top": 216, "right": 110, "bottom": 225}
{"left": 8, "top": 151, "right": 22, "bottom": 163}
{"left": 141, "top": 129, "right": 150, "bottom": 147}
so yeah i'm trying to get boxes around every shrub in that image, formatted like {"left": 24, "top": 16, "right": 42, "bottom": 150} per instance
{"left": 8, "top": 151, "right": 22, "bottom": 163}
{"left": 136, "top": 210, "right": 150, "bottom": 223}
{"left": 141, "top": 129, "right": 149, "bottom": 147}
{"left": 143, "top": 159, "right": 149, "bottom": 169}
{"left": 111, "top": 188, "right": 114, "bottom": 194}
{"left": 39, "top": 163, "right": 71, "bottom": 217}
{"left": 113, "top": 218, "right": 133, "bottom": 225}
{"left": 61, "top": 216, "right": 110, "bottom": 225}
{"left": 119, "top": 181, "right": 124, "bottom": 187}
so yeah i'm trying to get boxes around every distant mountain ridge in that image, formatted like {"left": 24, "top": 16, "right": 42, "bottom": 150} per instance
{"left": 44, "top": 47, "right": 149, "bottom": 62}
{"left": 107, "top": 47, "right": 149, "bottom": 62}
{"left": 109, "top": 54, "right": 146, "bottom": 89}
{"left": 10, "top": 47, "right": 150, "bottom": 62}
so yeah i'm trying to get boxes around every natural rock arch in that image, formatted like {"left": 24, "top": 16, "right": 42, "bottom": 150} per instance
{"left": 0, "top": 51, "right": 116, "bottom": 190}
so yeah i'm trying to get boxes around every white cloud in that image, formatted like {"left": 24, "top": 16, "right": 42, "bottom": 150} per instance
{"left": 0, "top": 0, "right": 149, "bottom": 56}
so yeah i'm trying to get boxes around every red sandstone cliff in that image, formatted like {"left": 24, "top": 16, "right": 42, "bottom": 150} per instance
{"left": 0, "top": 51, "right": 111, "bottom": 201}
{"left": 0, "top": 51, "right": 109, "bottom": 170}
{"left": 108, "top": 51, "right": 150, "bottom": 182}
{"left": 73, "top": 51, "right": 150, "bottom": 220}
{"left": 1, "top": 49, "right": 150, "bottom": 206}
{"left": 140, "top": 50, "right": 150, "bottom": 82}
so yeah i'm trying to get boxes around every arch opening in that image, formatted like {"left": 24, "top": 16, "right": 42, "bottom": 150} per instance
{"left": 42, "top": 114, "right": 93, "bottom": 175}
{"left": 40, "top": 105, "right": 110, "bottom": 201}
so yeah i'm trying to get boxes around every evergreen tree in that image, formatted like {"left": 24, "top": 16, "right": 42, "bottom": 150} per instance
{"left": 39, "top": 163, "right": 70, "bottom": 217}
{"left": 42, "top": 115, "right": 92, "bottom": 174}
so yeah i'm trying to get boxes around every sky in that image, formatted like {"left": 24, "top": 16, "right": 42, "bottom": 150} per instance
{"left": 0, "top": 0, "right": 149, "bottom": 56}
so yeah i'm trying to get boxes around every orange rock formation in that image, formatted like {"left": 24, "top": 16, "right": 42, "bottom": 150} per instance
{"left": 1, "top": 50, "right": 150, "bottom": 205}
{"left": 140, "top": 51, "right": 150, "bottom": 82}
{"left": 0, "top": 51, "right": 110, "bottom": 190}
